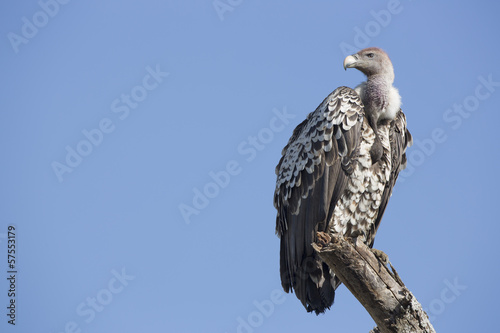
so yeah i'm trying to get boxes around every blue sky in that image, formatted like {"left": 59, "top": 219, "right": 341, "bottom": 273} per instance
{"left": 1, "top": 1, "right": 499, "bottom": 332}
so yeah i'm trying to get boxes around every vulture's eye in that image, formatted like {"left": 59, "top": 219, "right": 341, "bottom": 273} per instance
{"left": 366, "top": 53, "right": 374, "bottom": 58}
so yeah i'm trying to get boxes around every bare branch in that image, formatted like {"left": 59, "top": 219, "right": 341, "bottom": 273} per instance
{"left": 312, "top": 232, "right": 435, "bottom": 333}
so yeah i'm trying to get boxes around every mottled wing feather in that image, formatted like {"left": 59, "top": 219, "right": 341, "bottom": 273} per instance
{"left": 274, "top": 86, "right": 363, "bottom": 313}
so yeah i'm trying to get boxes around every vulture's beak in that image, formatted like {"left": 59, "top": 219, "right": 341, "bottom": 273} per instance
{"left": 343, "top": 55, "right": 357, "bottom": 70}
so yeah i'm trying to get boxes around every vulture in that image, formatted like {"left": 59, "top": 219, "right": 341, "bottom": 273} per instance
{"left": 273, "top": 47, "right": 412, "bottom": 314}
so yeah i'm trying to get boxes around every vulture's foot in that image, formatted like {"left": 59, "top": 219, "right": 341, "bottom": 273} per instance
{"left": 371, "top": 248, "right": 389, "bottom": 267}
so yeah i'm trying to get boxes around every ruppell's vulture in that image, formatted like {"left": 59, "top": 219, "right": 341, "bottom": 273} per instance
{"left": 274, "top": 47, "right": 412, "bottom": 314}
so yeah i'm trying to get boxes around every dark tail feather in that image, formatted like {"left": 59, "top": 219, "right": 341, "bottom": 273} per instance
{"left": 293, "top": 260, "right": 337, "bottom": 315}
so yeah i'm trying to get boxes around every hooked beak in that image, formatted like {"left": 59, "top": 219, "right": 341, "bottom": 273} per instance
{"left": 343, "top": 55, "right": 357, "bottom": 70}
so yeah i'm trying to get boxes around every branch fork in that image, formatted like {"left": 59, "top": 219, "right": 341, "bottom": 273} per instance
{"left": 312, "top": 232, "right": 435, "bottom": 333}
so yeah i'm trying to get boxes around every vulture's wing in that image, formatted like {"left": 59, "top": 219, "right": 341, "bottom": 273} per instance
{"left": 274, "top": 86, "right": 363, "bottom": 313}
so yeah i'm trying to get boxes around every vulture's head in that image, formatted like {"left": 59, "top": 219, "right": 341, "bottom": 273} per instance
{"left": 343, "top": 47, "right": 394, "bottom": 82}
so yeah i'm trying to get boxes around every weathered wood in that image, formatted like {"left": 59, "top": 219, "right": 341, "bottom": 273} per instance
{"left": 312, "top": 232, "right": 435, "bottom": 333}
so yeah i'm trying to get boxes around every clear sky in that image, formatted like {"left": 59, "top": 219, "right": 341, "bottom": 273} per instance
{"left": 1, "top": 1, "right": 499, "bottom": 332}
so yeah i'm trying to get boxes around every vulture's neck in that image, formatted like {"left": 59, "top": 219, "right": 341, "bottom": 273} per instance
{"left": 355, "top": 72, "right": 400, "bottom": 164}
{"left": 355, "top": 72, "right": 400, "bottom": 124}
{"left": 364, "top": 74, "right": 392, "bottom": 115}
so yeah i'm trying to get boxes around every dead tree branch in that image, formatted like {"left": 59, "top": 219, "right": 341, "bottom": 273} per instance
{"left": 312, "top": 232, "right": 435, "bottom": 333}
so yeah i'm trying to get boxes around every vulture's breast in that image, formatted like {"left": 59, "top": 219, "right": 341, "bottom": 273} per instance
{"left": 329, "top": 116, "right": 392, "bottom": 242}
